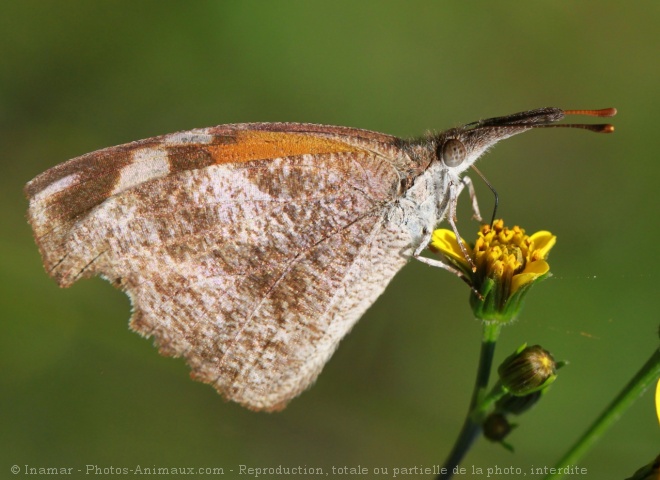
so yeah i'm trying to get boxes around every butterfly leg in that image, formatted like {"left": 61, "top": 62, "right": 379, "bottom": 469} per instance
{"left": 412, "top": 228, "right": 468, "bottom": 279}
{"left": 410, "top": 175, "right": 482, "bottom": 280}
{"left": 460, "top": 176, "right": 483, "bottom": 222}
{"left": 413, "top": 251, "right": 467, "bottom": 275}
{"left": 447, "top": 182, "right": 477, "bottom": 272}
{"left": 413, "top": 243, "right": 477, "bottom": 292}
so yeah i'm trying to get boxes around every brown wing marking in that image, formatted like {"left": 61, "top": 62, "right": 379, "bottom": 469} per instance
{"left": 25, "top": 124, "right": 400, "bottom": 285}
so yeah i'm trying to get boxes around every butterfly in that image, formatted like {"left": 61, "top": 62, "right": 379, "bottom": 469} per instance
{"left": 25, "top": 107, "right": 615, "bottom": 411}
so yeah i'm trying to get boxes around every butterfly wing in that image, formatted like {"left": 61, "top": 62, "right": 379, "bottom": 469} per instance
{"left": 25, "top": 123, "right": 417, "bottom": 410}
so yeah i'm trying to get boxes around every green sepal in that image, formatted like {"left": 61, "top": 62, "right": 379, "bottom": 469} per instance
{"left": 469, "top": 272, "right": 550, "bottom": 323}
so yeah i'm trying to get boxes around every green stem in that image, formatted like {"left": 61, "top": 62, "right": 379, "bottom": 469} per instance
{"left": 545, "top": 348, "right": 660, "bottom": 480}
{"left": 477, "top": 380, "right": 508, "bottom": 417}
{"left": 437, "top": 322, "right": 502, "bottom": 480}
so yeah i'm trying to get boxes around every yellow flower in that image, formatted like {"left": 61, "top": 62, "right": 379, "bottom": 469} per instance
{"left": 430, "top": 220, "right": 556, "bottom": 322}
{"left": 656, "top": 378, "right": 660, "bottom": 425}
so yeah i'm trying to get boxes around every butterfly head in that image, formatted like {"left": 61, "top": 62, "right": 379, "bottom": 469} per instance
{"left": 433, "top": 107, "right": 616, "bottom": 175}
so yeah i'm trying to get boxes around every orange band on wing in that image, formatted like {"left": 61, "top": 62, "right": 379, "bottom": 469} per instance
{"left": 208, "top": 131, "right": 362, "bottom": 164}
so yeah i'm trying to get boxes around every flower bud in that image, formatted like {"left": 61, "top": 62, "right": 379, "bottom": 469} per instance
{"left": 498, "top": 345, "right": 557, "bottom": 396}
{"left": 483, "top": 413, "right": 512, "bottom": 442}
{"left": 495, "top": 390, "right": 542, "bottom": 416}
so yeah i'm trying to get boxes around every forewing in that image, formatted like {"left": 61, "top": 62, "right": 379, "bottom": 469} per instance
{"left": 25, "top": 124, "right": 410, "bottom": 410}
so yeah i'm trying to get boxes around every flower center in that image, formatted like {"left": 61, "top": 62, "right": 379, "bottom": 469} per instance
{"left": 474, "top": 221, "right": 532, "bottom": 280}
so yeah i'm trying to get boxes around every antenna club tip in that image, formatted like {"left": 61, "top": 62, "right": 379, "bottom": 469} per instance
{"left": 564, "top": 107, "right": 618, "bottom": 118}
{"left": 602, "top": 124, "right": 615, "bottom": 133}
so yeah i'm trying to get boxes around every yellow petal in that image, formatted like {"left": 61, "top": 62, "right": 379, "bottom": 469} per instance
{"left": 655, "top": 380, "right": 660, "bottom": 422}
{"left": 523, "top": 259, "right": 550, "bottom": 276}
{"left": 430, "top": 229, "right": 471, "bottom": 268}
{"left": 529, "top": 231, "right": 557, "bottom": 259}
{"left": 511, "top": 260, "right": 550, "bottom": 294}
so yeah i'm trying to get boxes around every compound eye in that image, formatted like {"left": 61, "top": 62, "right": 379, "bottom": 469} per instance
{"left": 441, "top": 139, "right": 467, "bottom": 167}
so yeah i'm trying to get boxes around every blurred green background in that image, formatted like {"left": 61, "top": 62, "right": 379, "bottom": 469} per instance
{"left": 1, "top": 1, "right": 658, "bottom": 478}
